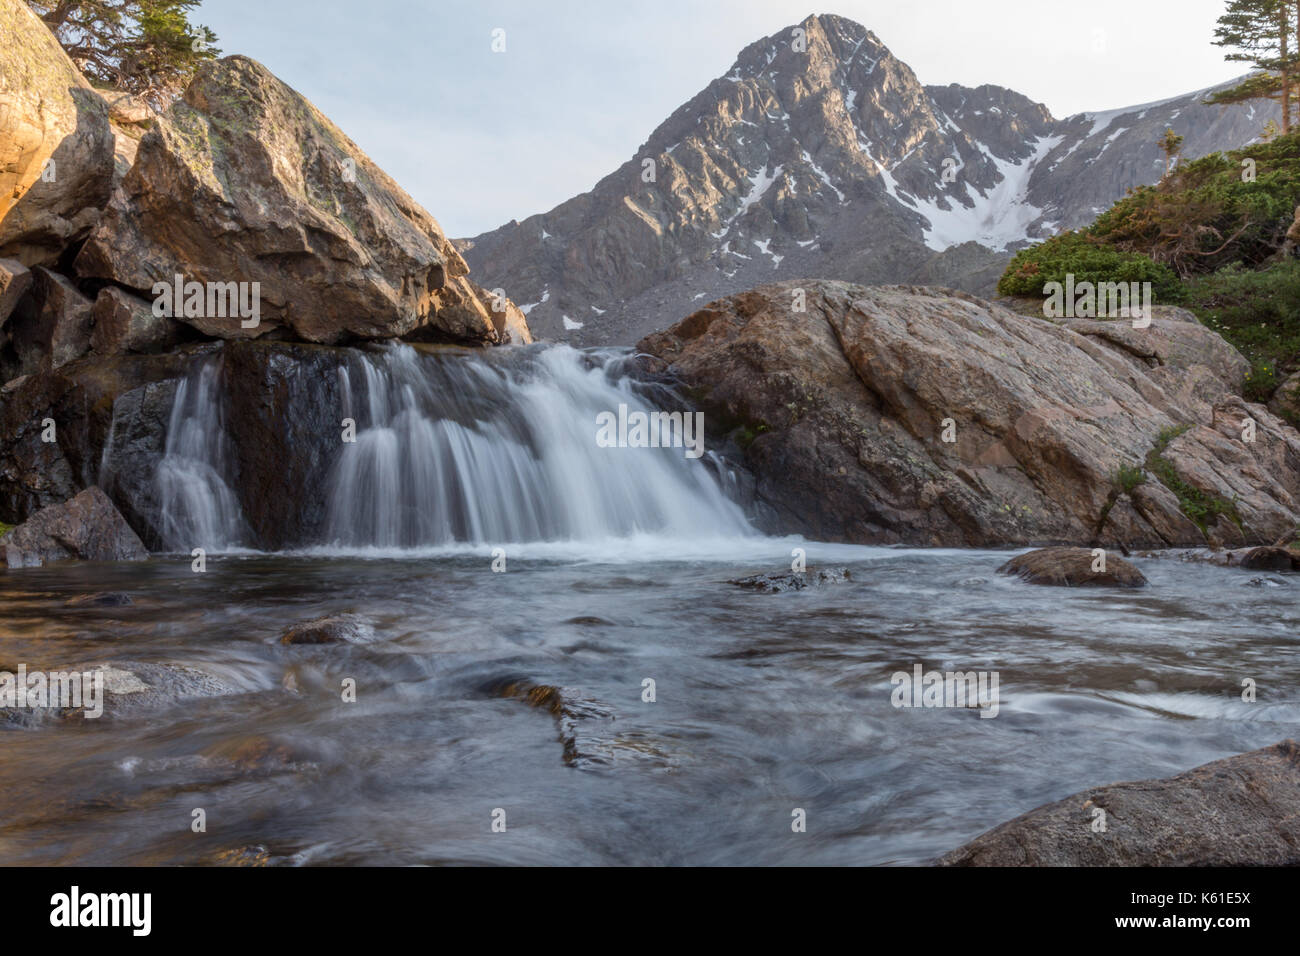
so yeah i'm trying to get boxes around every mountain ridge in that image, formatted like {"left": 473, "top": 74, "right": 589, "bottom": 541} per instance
{"left": 461, "top": 13, "right": 1280, "bottom": 346}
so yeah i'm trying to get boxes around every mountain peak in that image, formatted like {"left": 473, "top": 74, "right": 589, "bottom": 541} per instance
{"left": 462, "top": 20, "right": 1281, "bottom": 347}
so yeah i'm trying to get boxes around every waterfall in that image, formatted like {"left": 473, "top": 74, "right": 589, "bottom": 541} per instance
{"left": 153, "top": 359, "right": 249, "bottom": 552}
{"left": 142, "top": 343, "right": 753, "bottom": 552}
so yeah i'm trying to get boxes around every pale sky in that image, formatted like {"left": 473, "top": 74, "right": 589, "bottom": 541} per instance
{"left": 194, "top": 0, "right": 1246, "bottom": 237}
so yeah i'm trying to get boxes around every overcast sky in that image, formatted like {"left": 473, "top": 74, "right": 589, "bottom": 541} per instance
{"left": 194, "top": 1, "right": 1246, "bottom": 237}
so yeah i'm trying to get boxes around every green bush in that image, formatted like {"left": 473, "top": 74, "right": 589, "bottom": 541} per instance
{"left": 1112, "top": 463, "right": 1147, "bottom": 494}
{"left": 997, "top": 231, "right": 1183, "bottom": 300}
{"left": 1089, "top": 133, "right": 1300, "bottom": 277}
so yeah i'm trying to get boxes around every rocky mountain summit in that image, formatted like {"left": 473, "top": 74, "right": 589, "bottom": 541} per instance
{"left": 463, "top": 13, "right": 1279, "bottom": 346}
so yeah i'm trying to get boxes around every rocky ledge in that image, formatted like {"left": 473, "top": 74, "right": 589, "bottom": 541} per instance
{"left": 639, "top": 280, "right": 1300, "bottom": 549}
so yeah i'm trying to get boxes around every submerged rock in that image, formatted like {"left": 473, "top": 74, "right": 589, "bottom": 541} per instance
{"left": 88, "top": 661, "right": 239, "bottom": 717}
{"left": 997, "top": 547, "right": 1146, "bottom": 588}
{"left": 638, "top": 281, "right": 1300, "bottom": 547}
{"left": 493, "top": 679, "right": 618, "bottom": 768}
{"left": 1164, "top": 545, "right": 1300, "bottom": 571}
{"left": 64, "top": 591, "right": 133, "bottom": 607}
{"left": 279, "top": 613, "right": 375, "bottom": 645}
{"left": 730, "top": 567, "right": 851, "bottom": 592}
{"left": 0, "top": 486, "right": 147, "bottom": 567}
{"left": 939, "top": 740, "right": 1300, "bottom": 866}
{"left": 1, "top": 660, "right": 238, "bottom": 723}
{"left": 1235, "top": 545, "right": 1300, "bottom": 571}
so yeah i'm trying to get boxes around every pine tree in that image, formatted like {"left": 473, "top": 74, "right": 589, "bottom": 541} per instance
{"left": 25, "top": 1, "right": 219, "bottom": 107}
{"left": 1208, "top": 0, "right": 1299, "bottom": 133}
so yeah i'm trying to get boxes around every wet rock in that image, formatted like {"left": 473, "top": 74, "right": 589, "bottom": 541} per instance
{"left": 1169, "top": 545, "right": 1300, "bottom": 571}
{"left": 1245, "top": 576, "right": 1287, "bottom": 588}
{"left": 86, "top": 661, "right": 239, "bottom": 717}
{"left": 208, "top": 845, "right": 271, "bottom": 867}
{"left": 997, "top": 547, "right": 1146, "bottom": 588}
{"left": 2, "top": 660, "right": 238, "bottom": 723}
{"left": 939, "top": 740, "right": 1300, "bottom": 866}
{"left": 279, "top": 613, "right": 374, "bottom": 645}
{"left": 493, "top": 679, "right": 618, "bottom": 768}
{"left": 75, "top": 55, "right": 527, "bottom": 347}
{"left": 1235, "top": 545, "right": 1299, "bottom": 571}
{"left": 200, "top": 735, "right": 299, "bottom": 772}
{"left": 0, "top": 0, "right": 116, "bottom": 266}
{"left": 730, "top": 566, "right": 851, "bottom": 592}
{"left": 639, "top": 281, "right": 1300, "bottom": 547}
{"left": 0, "top": 486, "right": 147, "bottom": 567}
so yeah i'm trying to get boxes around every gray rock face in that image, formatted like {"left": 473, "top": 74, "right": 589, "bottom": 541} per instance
{"left": 939, "top": 740, "right": 1300, "bottom": 866}
{"left": 75, "top": 55, "right": 529, "bottom": 347}
{"left": 998, "top": 547, "right": 1147, "bottom": 588}
{"left": 0, "top": 0, "right": 116, "bottom": 266}
{"left": 639, "top": 281, "right": 1300, "bottom": 548}
{"left": 0, "top": 485, "right": 147, "bottom": 567}
{"left": 462, "top": 13, "right": 1278, "bottom": 346}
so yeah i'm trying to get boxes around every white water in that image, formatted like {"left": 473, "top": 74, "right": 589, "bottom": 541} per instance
{"left": 151, "top": 344, "right": 755, "bottom": 553}
{"left": 154, "top": 360, "right": 249, "bottom": 552}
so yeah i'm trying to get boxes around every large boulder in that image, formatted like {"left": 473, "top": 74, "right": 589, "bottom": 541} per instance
{"left": 638, "top": 281, "right": 1300, "bottom": 547}
{"left": 0, "top": 485, "right": 147, "bottom": 567}
{"left": 939, "top": 740, "right": 1300, "bottom": 866}
{"left": 0, "top": 0, "right": 116, "bottom": 265}
{"left": 75, "top": 55, "right": 528, "bottom": 346}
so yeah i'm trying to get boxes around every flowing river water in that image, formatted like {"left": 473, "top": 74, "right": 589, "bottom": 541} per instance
{"left": 1, "top": 344, "right": 1297, "bottom": 865}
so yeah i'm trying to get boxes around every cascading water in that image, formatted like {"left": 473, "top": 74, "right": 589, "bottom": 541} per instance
{"left": 145, "top": 342, "right": 753, "bottom": 552}
{"left": 153, "top": 359, "right": 249, "bottom": 552}
{"left": 323, "top": 344, "right": 752, "bottom": 548}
